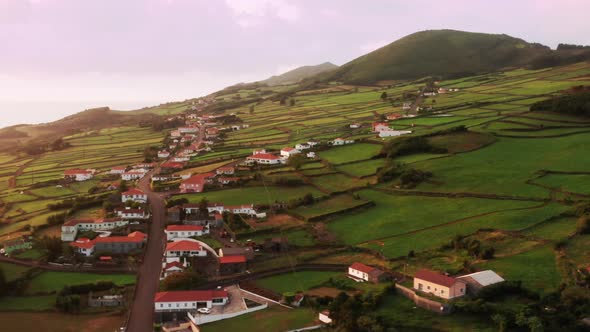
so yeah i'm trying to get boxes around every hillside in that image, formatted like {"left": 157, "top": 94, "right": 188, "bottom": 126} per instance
{"left": 260, "top": 62, "right": 338, "bottom": 86}
{"left": 325, "top": 29, "right": 555, "bottom": 84}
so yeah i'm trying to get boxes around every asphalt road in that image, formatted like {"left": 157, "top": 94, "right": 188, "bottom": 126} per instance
{"left": 126, "top": 123, "right": 204, "bottom": 332}
{"left": 125, "top": 170, "right": 167, "bottom": 332}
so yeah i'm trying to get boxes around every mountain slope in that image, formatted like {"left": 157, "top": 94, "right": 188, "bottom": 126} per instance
{"left": 327, "top": 29, "right": 553, "bottom": 84}
{"left": 260, "top": 62, "right": 338, "bottom": 86}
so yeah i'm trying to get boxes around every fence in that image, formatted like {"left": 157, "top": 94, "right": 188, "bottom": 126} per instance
{"left": 395, "top": 284, "right": 451, "bottom": 314}
{"left": 187, "top": 303, "right": 268, "bottom": 325}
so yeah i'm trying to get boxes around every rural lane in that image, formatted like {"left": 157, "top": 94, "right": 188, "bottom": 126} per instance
{"left": 126, "top": 122, "right": 205, "bottom": 331}
{"left": 125, "top": 169, "right": 167, "bottom": 332}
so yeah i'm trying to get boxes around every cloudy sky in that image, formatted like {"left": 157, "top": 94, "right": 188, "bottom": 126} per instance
{"left": 1, "top": 0, "right": 589, "bottom": 128}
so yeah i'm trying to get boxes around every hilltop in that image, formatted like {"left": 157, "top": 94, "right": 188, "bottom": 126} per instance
{"left": 259, "top": 62, "right": 338, "bottom": 86}
{"left": 322, "top": 29, "right": 589, "bottom": 84}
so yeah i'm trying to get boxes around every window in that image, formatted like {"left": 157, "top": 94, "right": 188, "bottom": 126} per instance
{"left": 427, "top": 286, "right": 430, "bottom": 290}
{"left": 168, "top": 304, "right": 171, "bottom": 307}
{"left": 160, "top": 304, "right": 163, "bottom": 308}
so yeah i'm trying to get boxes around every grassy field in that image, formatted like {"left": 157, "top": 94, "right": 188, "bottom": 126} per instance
{"left": 0, "top": 312, "right": 124, "bottom": 331}
{"left": 319, "top": 143, "right": 382, "bottom": 164}
{"left": 27, "top": 272, "right": 136, "bottom": 294}
{"left": 202, "top": 307, "right": 316, "bottom": 332}
{"left": 336, "top": 158, "right": 385, "bottom": 177}
{"left": 175, "top": 185, "right": 325, "bottom": 205}
{"left": 0, "top": 262, "right": 30, "bottom": 281}
{"left": 255, "top": 271, "right": 341, "bottom": 294}
{"left": 0, "top": 296, "right": 56, "bottom": 311}
{"left": 292, "top": 194, "right": 370, "bottom": 220}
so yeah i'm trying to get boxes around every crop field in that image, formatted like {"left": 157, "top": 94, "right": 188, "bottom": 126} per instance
{"left": 175, "top": 185, "right": 325, "bottom": 205}
{"left": 0, "top": 262, "right": 31, "bottom": 281}
{"left": 202, "top": 307, "right": 316, "bottom": 332}
{"left": 336, "top": 158, "right": 385, "bottom": 177}
{"left": 254, "top": 271, "right": 341, "bottom": 294}
{"left": 318, "top": 143, "right": 382, "bottom": 164}
{"left": 292, "top": 194, "right": 371, "bottom": 220}
{"left": 310, "top": 174, "right": 374, "bottom": 193}
{"left": 26, "top": 272, "right": 136, "bottom": 294}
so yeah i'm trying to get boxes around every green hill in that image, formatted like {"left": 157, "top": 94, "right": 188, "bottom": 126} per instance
{"left": 327, "top": 29, "right": 554, "bottom": 84}
{"left": 260, "top": 62, "right": 338, "bottom": 86}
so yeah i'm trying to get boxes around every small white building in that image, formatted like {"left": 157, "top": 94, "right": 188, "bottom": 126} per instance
{"left": 379, "top": 130, "right": 412, "bottom": 138}
{"left": 319, "top": 310, "right": 332, "bottom": 324}
{"left": 64, "top": 169, "right": 94, "bottom": 182}
{"left": 165, "top": 225, "right": 208, "bottom": 241}
{"left": 121, "top": 170, "right": 147, "bottom": 181}
{"left": 350, "top": 123, "right": 361, "bottom": 129}
{"left": 61, "top": 218, "right": 129, "bottom": 242}
{"left": 154, "top": 290, "right": 229, "bottom": 312}
{"left": 414, "top": 269, "right": 467, "bottom": 300}
{"left": 280, "top": 147, "right": 301, "bottom": 157}
{"left": 246, "top": 153, "right": 282, "bottom": 165}
{"left": 115, "top": 207, "right": 149, "bottom": 219}
{"left": 295, "top": 143, "right": 311, "bottom": 150}
{"left": 307, "top": 140, "right": 319, "bottom": 147}
{"left": 306, "top": 151, "right": 316, "bottom": 159}
{"left": 110, "top": 166, "right": 127, "bottom": 175}
{"left": 331, "top": 138, "right": 354, "bottom": 146}
{"left": 158, "top": 151, "right": 171, "bottom": 159}
{"left": 121, "top": 188, "right": 148, "bottom": 203}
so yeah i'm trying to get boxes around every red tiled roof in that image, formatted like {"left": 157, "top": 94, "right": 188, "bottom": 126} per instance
{"left": 161, "top": 162, "right": 185, "bottom": 169}
{"left": 154, "top": 290, "right": 228, "bottom": 303}
{"left": 71, "top": 238, "right": 93, "bottom": 249}
{"left": 164, "top": 261, "right": 185, "bottom": 270}
{"left": 94, "top": 232, "right": 146, "bottom": 244}
{"left": 182, "top": 173, "right": 216, "bottom": 185}
{"left": 166, "top": 225, "right": 204, "bottom": 232}
{"left": 64, "top": 169, "right": 92, "bottom": 175}
{"left": 281, "top": 147, "right": 295, "bottom": 152}
{"left": 247, "top": 153, "right": 280, "bottom": 160}
{"left": 414, "top": 269, "right": 459, "bottom": 287}
{"left": 350, "top": 262, "right": 376, "bottom": 274}
{"left": 219, "top": 255, "right": 246, "bottom": 264}
{"left": 122, "top": 188, "right": 146, "bottom": 196}
{"left": 111, "top": 166, "right": 127, "bottom": 171}
{"left": 166, "top": 240, "right": 202, "bottom": 252}
{"left": 99, "top": 256, "right": 112, "bottom": 261}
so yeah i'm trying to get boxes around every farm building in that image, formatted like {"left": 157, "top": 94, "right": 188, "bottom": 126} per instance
{"left": 110, "top": 166, "right": 128, "bottom": 175}
{"left": 350, "top": 123, "right": 361, "bottom": 129}
{"left": 413, "top": 269, "right": 467, "bottom": 299}
{"left": 379, "top": 129, "right": 412, "bottom": 138}
{"left": 386, "top": 113, "right": 402, "bottom": 120}
{"left": 218, "top": 247, "right": 254, "bottom": 261}
{"left": 295, "top": 143, "right": 311, "bottom": 150}
{"left": 179, "top": 173, "right": 216, "bottom": 193}
{"left": 218, "top": 255, "right": 247, "bottom": 275}
{"left": 61, "top": 218, "right": 129, "bottom": 242}
{"left": 121, "top": 170, "right": 147, "bottom": 181}
{"left": 165, "top": 225, "right": 208, "bottom": 241}
{"left": 348, "top": 262, "right": 387, "bottom": 283}
{"left": 115, "top": 207, "right": 149, "bottom": 219}
{"left": 205, "top": 127, "right": 219, "bottom": 138}
{"left": 216, "top": 166, "right": 235, "bottom": 175}
{"left": 319, "top": 310, "right": 333, "bottom": 324}
{"left": 218, "top": 177, "right": 240, "bottom": 185}
{"left": 63, "top": 169, "right": 94, "bottom": 182}
{"left": 246, "top": 153, "right": 282, "bottom": 165}
{"left": 330, "top": 138, "right": 354, "bottom": 146}
{"left": 122, "top": 188, "right": 148, "bottom": 203}
{"left": 154, "top": 290, "right": 229, "bottom": 312}
{"left": 457, "top": 270, "right": 504, "bottom": 294}
{"left": 372, "top": 122, "right": 390, "bottom": 132}
{"left": 280, "top": 147, "right": 301, "bottom": 157}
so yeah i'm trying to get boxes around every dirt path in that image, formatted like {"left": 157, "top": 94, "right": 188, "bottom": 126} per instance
{"left": 8, "top": 157, "right": 38, "bottom": 189}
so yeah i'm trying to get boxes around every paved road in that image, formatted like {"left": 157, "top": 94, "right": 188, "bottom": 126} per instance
{"left": 126, "top": 169, "right": 167, "bottom": 332}
{"left": 126, "top": 122, "right": 205, "bottom": 332}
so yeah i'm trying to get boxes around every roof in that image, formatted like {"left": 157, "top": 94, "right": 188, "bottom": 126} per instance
{"left": 226, "top": 204, "right": 253, "bottom": 210}
{"left": 182, "top": 173, "right": 216, "bottom": 185}
{"left": 247, "top": 153, "right": 280, "bottom": 160}
{"left": 122, "top": 188, "right": 146, "bottom": 196}
{"left": 414, "top": 269, "right": 461, "bottom": 287}
{"left": 219, "top": 255, "right": 247, "bottom": 264}
{"left": 164, "top": 261, "right": 185, "bottom": 270}
{"left": 166, "top": 240, "right": 203, "bottom": 252}
{"left": 94, "top": 231, "right": 146, "bottom": 244}
{"left": 111, "top": 166, "right": 127, "bottom": 170}
{"left": 71, "top": 238, "right": 94, "bottom": 249}
{"left": 350, "top": 262, "right": 377, "bottom": 274}
{"left": 161, "top": 162, "right": 185, "bottom": 169}
{"left": 320, "top": 310, "right": 331, "bottom": 316}
{"left": 154, "top": 290, "right": 228, "bottom": 303}
{"left": 64, "top": 169, "right": 92, "bottom": 175}
{"left": 220, "top": 247, "right": 251, "bottom": 256}
{"left": 63, "top": 218, "right": 123, "bottom": 227}
{"left": 373, "top": 122, "right": 389, "bottom": 126}
{"left": 166, "top": 225, "right": 204, "bottom": 232}
{"left": 458, "top": 270, "right": 504, "bottom": 287}
{"left": 281, "top": 147, "right": 296, "bottom": 152}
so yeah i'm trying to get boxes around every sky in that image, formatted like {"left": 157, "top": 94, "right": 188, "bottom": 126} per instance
{"left": 1, "top": 0, "right": 589, "bottom": 128}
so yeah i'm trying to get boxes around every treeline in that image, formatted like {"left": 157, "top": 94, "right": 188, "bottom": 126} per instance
{"left": 20, "top": 137, "right": 72, "bottom": 156}
{"left": 530, "top": 89, "right": 590, "bottom": 117}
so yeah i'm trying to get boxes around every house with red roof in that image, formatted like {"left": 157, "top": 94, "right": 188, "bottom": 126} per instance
{"left": 387, "top": 113, "right": 402, "bottom": 120}
{"left": 348, "top": 262, "right": 386, "bottom": 283}
{"left": 218, "top": 255, "right": 247, "bottom": 276}
{"left": 246, "top": 153, "right": 282, "bottom": 165}
{"left": 165, "top": 225, "right": 208, "bottom": 241}
{"left": 154, "top": 290, "right": 229, "bottom": 312}
{"left": 413, "top": 269, "right": 467, "bottom": 299}
{"left": 121, "top": 188, "right": 148, "bottom": 203}
{"left": 121, "top": 169, "right": 147, "bottom": 181}
{"left": 157, "top": 150, "right": 171, "bottom": 159}
{"left": 63, "top": 169, "right": 94, "bottom": 182}
{"left": 280, "top": 147, "right": 301, "bottom": 157}
{"left": 179, "top": 172, "right": 216, "bottom": 193}
{"left": 165, "top": 240, "right": 207, "bottom": 257}
{"left": 216, "top": 166, "right": 235, "bottom": 175}
{"left": 70, "top": 231, "right": 147, "bottom": 257}
{"left": 205, "top": 127, "right": 219, "bottom": 138}
{"left": 160, "top": 261, "right": 186, "bottom": 280}
{"left": 61, "top": 218, "right": 129, "bottom": 242}
{"left": 372, "top": 122, "right": 390, "bottom": 132}
{"left": 110, "top": 166, "right": 128, "bottom": 175}
{"left": 161, "top": 161, "right": 185, "bottom": 171}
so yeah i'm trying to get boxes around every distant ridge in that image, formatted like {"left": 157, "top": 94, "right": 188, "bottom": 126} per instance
{"left": 324, "top": 29, "right": 557, "bottom": 84}
{"left": 260, "top": 62, "right": 338, "bottom": 86}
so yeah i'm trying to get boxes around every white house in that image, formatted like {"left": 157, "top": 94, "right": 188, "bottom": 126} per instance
{"left": 154, "top": 290, "right": 229, "bottom": 312}
{"left": 227, "top": 204, "right": 256, "bottom": 215}
{"left": 349, "top": 123, "right": 361, "bottom": 129}
{"left": 121, "top": 188, "right": 148, "bottom": 203}
{"left": 158, "top": 150, "right": 171, "bottom": 158}
{"left": 115, "top": 207, "right": 149, "bottom": 219}
{"left": 246, "top": 153, "right": 282, "bottom": 165}
{"left": 64, "top": 169, "right": 94, "bottom": 182}
{"left": 379, "top": 130, "right": 412, "bottom": 138}
{"left": 61, "top": 218, "right": 129, "bottom": 242}
{"left": 110, "top": 166, "right": 127, "bottom": 175}
{"left": 161, "top": 261, "right": 186, "bottom": 280}
{"left": 280, "top": 147, "right": 301, "bottom": 157}
{"left": 178, "top": 126, "right": 199, "bottom": 134}
{"left": 331, "top": 138, "right": 354, "bottom": 146}
{"left": 307, "top": 140, "right": 319, "bottom": 147}
{"left": 306, "top": 151, "right": 316, "bottom": 159}
{"left": 372, "top": 122, "right": 390, "bottom": 132}
{"left": 173, "top": 155, "right": 190, "bottom": 162}
{"left": 165, "top": 225, "right": 208, "bottom": 241}
{"left": 295, "top": 143, "right": 311, "bottom": 150}
{"left": 413, "top": 269, "right": 467, "bottom": 300}
{"left": 348, "top": 262, "right": 386, "bottom": 283}
{"left": 165, "top": 240, "right": 207, "bottom": 257}
{"left": 121, "top": 170, "right": 147, "bottom": 181}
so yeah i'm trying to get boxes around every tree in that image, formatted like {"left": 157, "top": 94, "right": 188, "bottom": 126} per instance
{"left": 289, "top": 98, "right": 296, "bottom": 106}
{"left": 34, "top": 236, "right": 63, "bottom": 261}
{"left": 287, "top": 154, "right": 306, "bottom": 170}
{"left": 576, "top": 215, "right": 590, "bottom": 234}
{"left": 491, "top": 314, "right": 507, "bottom": 332}
{"left": 161, "top": 272, "right": 204, "bottom": 291}
{"left": 0, "top": 266, "right": 6, "bottom": 296}
{"left": 198, "top": 198, "right": 209, "bottom": 216}
{"left": 280, "top": 97, "right": 288, "bottom": 105}
{"left": 380, "top": 92, "right": 388, "bottom": 101}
